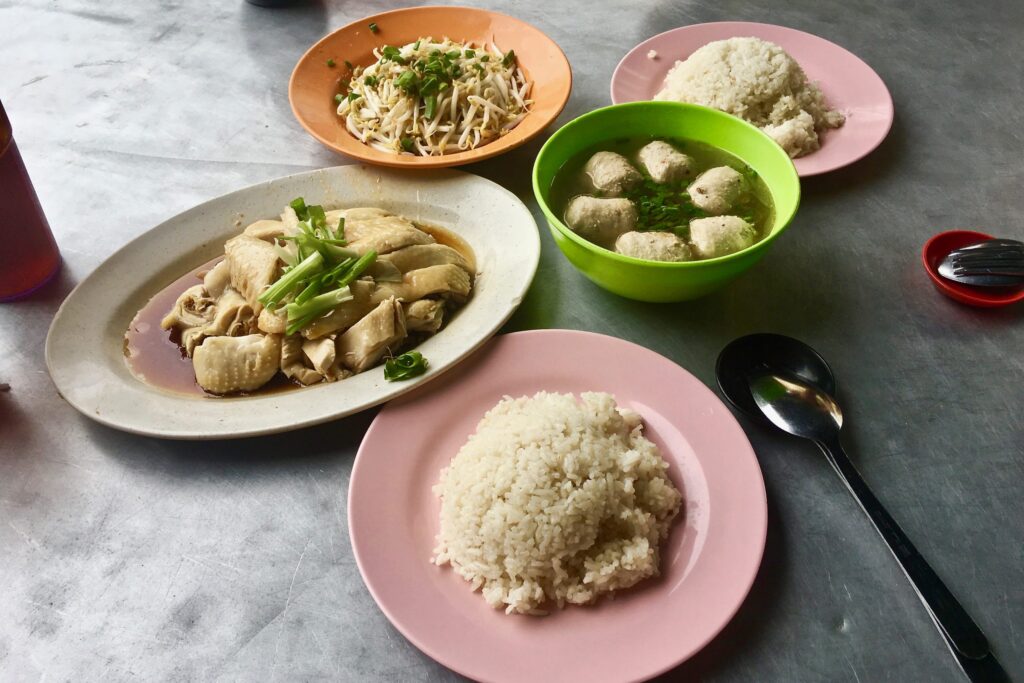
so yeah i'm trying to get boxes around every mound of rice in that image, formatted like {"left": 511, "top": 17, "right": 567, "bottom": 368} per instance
{"left": 654, "top": 37, "right": 845, "bottom": 158}
{"left": 432, "top": 391, "right": 682, "bottom": 615}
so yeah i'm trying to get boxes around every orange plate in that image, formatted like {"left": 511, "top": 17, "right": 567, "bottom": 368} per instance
{"left": 288, "top": 6, "right": 572, "bottom": 168}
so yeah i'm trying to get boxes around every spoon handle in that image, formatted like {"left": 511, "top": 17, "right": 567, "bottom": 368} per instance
{"left": 815, "top": 435, "right": 991, "bottom": 663}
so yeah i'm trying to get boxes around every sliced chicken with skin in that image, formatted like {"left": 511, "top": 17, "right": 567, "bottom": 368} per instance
{"left": 323, "top": 209, "right": 347, "bottom": 229}
{"left": 193, "top": 334, "right": 281, "bottom": 394}
{"left": 377, "top": 264, "right": 472, "bottom": 304}
{"left": 257, "top": 306, "right": 287, "bottom": 335}
{"left": 325, "top": 207, "right": 392, "bottom": 241}
{"left": 280, "top": 205, "right": 300, "bottom": 233}
{"left": 341, "top": 211, "right": 419, "bottom": 244}
{"left": 243, "top": 219, "right": 288, "bottom": 242}
{"left": 303, "top": 267, "right": 469, "bottom": 339}
{"left": 302, "top": 280, "right": 379, "bottom": 340}
{"left": 380, "top": 244, "right": 471, "bottom": 274}
{"left": 179, "top": 287, "right": 256, "bottom": 356}
{"left": 366, "top": 259, "right": 403, "bottom": 283}
{"left": 181, "top": 328, "right": 208, "bottom": 357}
{"left": 347, "top": 217, "right": 435, "bottom": 256}
{"left": 403, "top": 299, "right": 445, "bottom": 334}
{"left": 224, "top": 234, "right": 280, "bottom": 314}
{"left": 337, "top": 297, "right": 407, "bottom": 373}
{"left": 303, "top": 337, "right": 346, "bottom": 381}
{"left": 281, "top": 334, "right": 323, "bottom": 385}
{"left": 340, "top": 207, "right": 391, "bottom": 221}
{"left": 161, "top": 284, "right": 217, "bottom": 355}
{"left": 161, "top": 284, "right": 216, "bottom": 331}
{"left": 204, "top": 287, "right": 256, "bottom": 337}
{"left": 202, "top": 260, "right": 232, "bottom": 298}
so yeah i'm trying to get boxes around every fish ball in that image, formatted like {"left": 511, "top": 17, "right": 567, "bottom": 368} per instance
{"left": 583, "top": 151, "right": 642, "bottom": 196}
{"left": 687, "top": 166, "right": 746, "bottom": 215}
{"left": 636, "top": 141, "right": 695, "bottom": 185}
{"left": 564, "top": 196, "right": 637, "bottom": 246}
{"left": 689, "top": 216, "right": 756, "bottom": 258}
{"left": 614, "top": 231, "right": 692, "bottom": 262}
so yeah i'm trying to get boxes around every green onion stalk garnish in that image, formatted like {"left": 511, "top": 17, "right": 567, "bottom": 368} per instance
{"left": 257, "top": 197, "right": 378, "bottom": 335}
{"left": 284, "top": 287, "right": 355, "bottom": 336}
{"left": 384, "top": 351, "right": 428, "bottom": 381}
{"left": 258, "top": 251, "right": 323, "bottom": 310}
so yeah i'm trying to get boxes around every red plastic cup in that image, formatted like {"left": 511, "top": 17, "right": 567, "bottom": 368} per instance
{"left": 0, "top": 100, "right": 61, "bottom": 302}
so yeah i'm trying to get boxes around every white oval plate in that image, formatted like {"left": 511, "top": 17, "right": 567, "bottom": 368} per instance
{"left": 45, "top": 166, "right": 540, "bottom": 439}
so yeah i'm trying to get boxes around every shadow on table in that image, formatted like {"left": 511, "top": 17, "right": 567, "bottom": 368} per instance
{"left": 465, "top": 134, "right": 548, "bottom": 201}
{"left": 801, "top": 114, "right": 906, "bottom": 197}
{"left": 0, "top": 395, "right": 31, "bottom": 443}
{"left": 5, "top": 265, "right": 78, "bottom": 313}
{"left": 590, "top": 239, "right": 860, "bottom": 343}
{"left": 83, "top": 406, "right": 378, "bottom": 478}
{"left": 910, "top": 267, "right": 1024, "bottom": 332}
{"left": 654, "top": 477, "right": 788, "bottom": 681}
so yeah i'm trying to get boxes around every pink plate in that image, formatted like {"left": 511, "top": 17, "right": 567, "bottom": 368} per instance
{"left": 611, "top": 22, "right": 894, "bottom": 177}
{"left": 349, "top": 330, "right": 767, "bottom": 683}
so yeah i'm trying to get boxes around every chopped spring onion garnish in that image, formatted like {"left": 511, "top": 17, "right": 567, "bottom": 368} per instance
{"left": 384, "top": 351, "right": 428, "bottom": 381}
{"left": 258, "top": 197, "right": 379, "bottom": 335}
{"left": 326, "top": 58, "right": 336, "bottom": 67}
{"left": 344, "top": 60, "right": 353, "bottom": 70}
{"left": 624, "top": 178, "right": 708, "bottom": 237}
{"left": 368, "top": 22, "right": 379, "bottom": 33}
{"left": 335, "top": 93, "right": 345, "bottom": 103}
{"left": 335, "top": 37, "right": 532, "bottom": 156}
{"left": 380, "top": 45, "right": 404, "bottom": 63}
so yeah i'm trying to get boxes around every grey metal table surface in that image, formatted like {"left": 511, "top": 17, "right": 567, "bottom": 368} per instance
{"left": 1, "top": 0, "right": 1022, "bottom": 681}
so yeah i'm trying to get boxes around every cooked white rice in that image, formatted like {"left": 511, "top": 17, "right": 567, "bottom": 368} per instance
{"left": 654, "top": 37, "right": 845, "bottom": 158}
{"left": 432, "top": 391, "right": 682, "bottom": 615}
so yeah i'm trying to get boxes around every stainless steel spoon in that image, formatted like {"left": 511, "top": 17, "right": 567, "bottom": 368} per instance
{"left": 716, "top": 334, "right": 1006, "bottom": 682}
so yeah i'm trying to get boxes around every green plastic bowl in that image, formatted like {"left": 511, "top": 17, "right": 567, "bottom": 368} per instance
{"left": 532, "top": 102, "right": 801, "bottom": 302}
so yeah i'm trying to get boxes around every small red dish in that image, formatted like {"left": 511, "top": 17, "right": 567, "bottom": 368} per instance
{"left": 922, "top": 230, "right": 1024, "bottom": 308}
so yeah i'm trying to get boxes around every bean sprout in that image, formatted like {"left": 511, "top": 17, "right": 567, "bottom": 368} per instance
{"left": 337, "top": 37, "right": 533, "bottom": 156}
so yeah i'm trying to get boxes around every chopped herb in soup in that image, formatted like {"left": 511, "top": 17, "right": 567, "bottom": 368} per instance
{"left": 549, "top": 137, "right": 775, "bottom": 262}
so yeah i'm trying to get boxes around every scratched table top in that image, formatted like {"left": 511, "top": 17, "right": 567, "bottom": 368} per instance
{"left": 1, "top": 0, "right": 1022, "bottom": 680}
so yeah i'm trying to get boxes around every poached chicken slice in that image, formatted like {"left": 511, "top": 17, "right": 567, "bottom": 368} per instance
{"left": 224, "top": 234, "right": 280, "bottom": 314}
{"left": 193, "top": 334, "right": 281, "bottom": 394}
{"left": 336, "top": 297, "right": 407, "bottom": 373}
